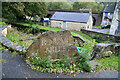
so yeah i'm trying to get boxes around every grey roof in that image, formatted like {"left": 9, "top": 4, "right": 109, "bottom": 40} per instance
{"left": 50, "top": 12, "right": 91, "bottom": 23}
{"left": 104, "top": 6, "right": 115, "bottom": 13}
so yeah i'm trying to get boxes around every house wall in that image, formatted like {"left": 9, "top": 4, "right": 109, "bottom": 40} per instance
{"left": 50, "top": 15, "right": 93, "bottom": 31}
{"left": 50, "top": 20, "right": 63, "bottom": 29}
{"left": 101, "top": 12, "right": 113, "bottom": 26}
{"left": 87, "top": 15, "right": 93, "bottom": 30}
{"left": 110, "top": 1, "right": 119, "bottom": 35}
{"left": 51, "top": 20, "right": 89, "bottom": 31}
{"left": 66, "top": 22, "right": 87, "bottom": 31}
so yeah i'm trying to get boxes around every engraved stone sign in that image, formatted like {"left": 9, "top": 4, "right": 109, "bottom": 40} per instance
{"left": 27, "top": 30, "right": 78, "bottom": 60}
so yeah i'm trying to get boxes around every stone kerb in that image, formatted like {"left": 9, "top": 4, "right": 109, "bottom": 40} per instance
{"left": 0, "top": 25, "right": 26, "bottom": 53}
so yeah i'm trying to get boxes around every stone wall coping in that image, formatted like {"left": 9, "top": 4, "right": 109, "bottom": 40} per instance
{"left": 81, "top": 29, "right": 120, "bottom": 37}
{"left": 0, "top": 25, "right": 26, "bottom": 53}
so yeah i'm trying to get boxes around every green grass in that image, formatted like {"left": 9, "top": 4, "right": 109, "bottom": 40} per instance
{"left": 0, "top": 22, "right": 7, "bottom": 27}
{"left": 71, "top": 31, "right": 94, "bottom": 41}
{"left": 71, "top": 32, "right": 89, "bottom": 42}
{"left": 96, "top": 55, "right": 119, "bottom": 71}
{"left": 94, "top": 25, "right": 101, "bottom": 28}
{"left": 22, "top": 23, "right": 94, "bottom": 42}
{"left": 7, "top": 33, "right": 33, "bottom": 48}
{"left": 23, "top": 23, "right": 64, "bottom": 31}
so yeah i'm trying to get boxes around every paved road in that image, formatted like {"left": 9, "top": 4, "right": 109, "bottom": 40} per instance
{"left": 1, "top": 52, "right": 119, "bottom": 79}
{"left": 90, "top": 28, "right": 109, "bottom": 34}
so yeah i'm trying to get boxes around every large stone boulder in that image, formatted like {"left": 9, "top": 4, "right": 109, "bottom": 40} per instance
{"left": 91, "top": 43, "right": 115, "bottom": 59}
{"left": 27, "top": 30, "right": 78, "bottom": 61}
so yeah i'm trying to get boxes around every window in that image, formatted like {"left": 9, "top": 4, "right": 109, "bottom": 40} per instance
{"left": 105, "top": 13, "right": 108, "bottom": 17}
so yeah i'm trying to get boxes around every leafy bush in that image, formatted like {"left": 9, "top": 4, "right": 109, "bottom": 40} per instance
{"left": 33, "top": 56, "right": 53, "bottom": 68}
{"left": 76, "top": 52, "right": 91, "bottom": 72}
{"left": 81, "top": 40, "right": 96, "bottom": 60}
{"left": 27, "top": 51, "right": 92, "bottom": 74}
{"left": 0, "top": 22, "right": 7, "bottom": 27}
{"left": 57, "top": 55, "right": 71, "bottom": 67}
{"left": 93, "top": 35, "right": 102, "bottom": 43}
{"left": 102, "top": 41, "right": 113, "bottom": 44}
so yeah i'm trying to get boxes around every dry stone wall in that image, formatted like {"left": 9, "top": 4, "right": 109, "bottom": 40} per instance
{"left": 0, "top": 25, "right": 26, "bottom": 52}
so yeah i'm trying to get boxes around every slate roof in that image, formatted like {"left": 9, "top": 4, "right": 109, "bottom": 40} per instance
{"left": 104, "top": 6, "right": 115, "bottom": 13}
{"left": 50, "top": 12, "right": 91, "bottom": 23}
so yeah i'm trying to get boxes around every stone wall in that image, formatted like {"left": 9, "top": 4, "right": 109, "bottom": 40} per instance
{"left": 0, "top": 25, "right": 26, "bottom": 53}
{"left": 1, "top": 24, "right": 11, "bottom": 37}
{"left": 81, "top": 29, "right": 120, "bottom": 43}
{"left": 50, "top": 20, "right": 63, "bottom": 29}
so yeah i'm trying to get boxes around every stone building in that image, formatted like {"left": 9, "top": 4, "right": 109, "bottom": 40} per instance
{"left": 50, "top": 12, "right": 93, "bottom": 31}
{"left": 110, "top": 1, "right": 120, "bottom": 36}
{"left": 101, "top": 5, "right": 115, "bottom": 26}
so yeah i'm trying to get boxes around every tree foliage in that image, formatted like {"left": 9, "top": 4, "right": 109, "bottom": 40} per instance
{"left": 46, "top": 2, "right": 73, "bottom": 10}
{"left": 2, "top": 2, "right": 47, "bottom": 21}
{"left": 72, "top": 2, "right": 104, "bottom": 11}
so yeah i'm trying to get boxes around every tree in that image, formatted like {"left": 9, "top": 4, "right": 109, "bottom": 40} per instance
{"left": 2, "top": 2, "right": 25, "bottom": 21}
{"left": 46, "top": 2, "right": 73, "bottom": 10}
{"left": 72, "top": 2, "right": 105, "bottom": 11}
{"left": 2, "top": 2, "right": 48, "bottom": 22}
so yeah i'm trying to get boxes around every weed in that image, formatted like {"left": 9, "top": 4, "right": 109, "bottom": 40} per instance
{"left": 81, "top": 40, "right": 96, "bottom": 60}
{"left": 0, "top": 59, "right": 6, "bottom": 63}
{"left": 0, "top": 44, "right": 5, "bottom": 53}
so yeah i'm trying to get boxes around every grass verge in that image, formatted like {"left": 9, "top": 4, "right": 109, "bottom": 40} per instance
{"left": 96, "top": 55, "right": 119, "bottom": 71}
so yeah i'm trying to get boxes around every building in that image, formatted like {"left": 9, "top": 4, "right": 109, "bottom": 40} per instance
{"left": 101, "top": 6, "right": 115, "bottom": 26}
{"left": 50, "top": 12, "right": 93, "bottom": 31}
{"left": 110, "top": 1, "right": 120, "bottom": 36}
{"left": 40, "top": 18, "right": 49, "bottom": 26}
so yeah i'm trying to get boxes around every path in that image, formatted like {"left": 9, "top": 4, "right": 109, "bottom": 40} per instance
{"left": 1, "top": 51, "right": 119, "bottom": 79}
{"left": 90, "top": 28, "right": 109, "bottom": 34}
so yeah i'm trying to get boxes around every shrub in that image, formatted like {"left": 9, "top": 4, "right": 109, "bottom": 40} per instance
{"left": 27, "top": 51, "right": 92, "bottom": 73}
{"left": 80, "top": 40, "right": 96, "bottom": 60}
{"left": 76, "top": 52, "right": 91, "bottom": 72}
{"left": 93, "top": 35, "right": 102, "bottom": 43}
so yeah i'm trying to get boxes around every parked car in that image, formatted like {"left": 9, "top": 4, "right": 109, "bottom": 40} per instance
{"left": 101, "top": 25, "right": 111, "bottom": 29}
